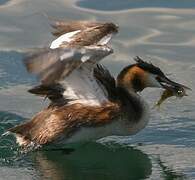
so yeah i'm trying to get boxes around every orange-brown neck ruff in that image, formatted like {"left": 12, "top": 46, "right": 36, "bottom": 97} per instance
{"left": 117, "top": 65, "right": 148, "bottom": 92}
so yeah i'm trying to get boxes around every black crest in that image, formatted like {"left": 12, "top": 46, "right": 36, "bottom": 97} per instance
{"left": 134, "top": 56, "right": 165, "bottom": 77}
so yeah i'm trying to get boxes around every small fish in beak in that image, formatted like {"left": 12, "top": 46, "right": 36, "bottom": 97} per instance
{"left": 154, "top": 77, "right": 191, "bottom": 108}
{"left": 132, "top": 56, "right": 191, "bottom": 108}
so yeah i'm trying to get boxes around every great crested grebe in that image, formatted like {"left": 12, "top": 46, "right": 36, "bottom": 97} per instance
{"left": 7, "top": 20, "right": 189, "bottom": 149}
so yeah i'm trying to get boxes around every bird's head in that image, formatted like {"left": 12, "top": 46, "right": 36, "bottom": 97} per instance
{"left": 117, "top": 56, "right": 190, "bottom": 93}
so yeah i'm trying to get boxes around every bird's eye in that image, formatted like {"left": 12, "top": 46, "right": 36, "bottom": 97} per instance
{"left": 155, "top": 76, "right": 161, "bottom": 81}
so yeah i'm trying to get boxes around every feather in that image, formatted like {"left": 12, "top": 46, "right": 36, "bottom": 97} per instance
{"left": 50, "top": 21, "right": 118, "bottom": 48}
{"left": 94, "top": 64, "right": 117, "bottom": 101}
{"left": 24, "top": 46, "right": 112, "bottom": 85}
{"left": 50, "top": 20, "right": 102, "bottom": 37}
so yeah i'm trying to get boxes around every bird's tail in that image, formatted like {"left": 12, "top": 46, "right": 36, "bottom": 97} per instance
{"left": 8, "top": 121, "right": 35, "bottom": 148}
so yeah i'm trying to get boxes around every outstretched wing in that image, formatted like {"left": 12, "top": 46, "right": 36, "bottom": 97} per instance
{"left": 24, "top": 45, "right": 113, "bottom": 106}
{"left": 50, "top": 19, "right": 102, "bottom": 37}
{"left": 24, "top": 46, "right": 112, "bottom": 85}
{"left": 50, "top": 20, "right": 118, "bottom": 49}
{"left": 24, "top": 48, "right": 82, "bottom": 84}
{"left": 25, "top": 20, "right": 118, "bottom": 106}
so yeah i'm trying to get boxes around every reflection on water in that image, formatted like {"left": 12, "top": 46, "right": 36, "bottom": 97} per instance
{"left": 33, "top": 143, "right": 152, "bottom": 180}
{"left": 156, "top": 157, "right": 186, "bottom": 180}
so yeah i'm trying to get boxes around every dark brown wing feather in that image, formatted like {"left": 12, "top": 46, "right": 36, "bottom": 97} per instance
{"left": 94, "top": 64, "right": 117, "bottom": 101}
{"left": 62, "top": 23, "right": 118, "bottom": 48}
{"left": 51, "top": 20, "right": 102, "bottom": 37}
{"left": 28, "top": 83, "right": 70, "bottom": 105}
{"left": 9, "top": 102, "right": 120, "bottom": 146}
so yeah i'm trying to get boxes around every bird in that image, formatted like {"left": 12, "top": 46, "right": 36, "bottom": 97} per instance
{"left": 7, "top": 19, "right": 189, "bottom": 149}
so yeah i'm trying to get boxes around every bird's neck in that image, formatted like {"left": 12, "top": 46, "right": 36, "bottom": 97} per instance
{"left": 116, "top": 67, "right": 145, "bottom": 122}
{"left": 116, "top": 86, "right": 144, "bottom": 123}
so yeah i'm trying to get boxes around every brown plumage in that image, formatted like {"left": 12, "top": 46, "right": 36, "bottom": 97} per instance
{"left": 51, "top": 20, "right": 101, "bottom": 37}
{"left": 51, "top": 19, "right": 118, "bottom": 38}
{"left": 58, "top": 23, "right": 118, "bottom": 48}
{"left": 9, "top": 102, "right": 120, "bottom": 146}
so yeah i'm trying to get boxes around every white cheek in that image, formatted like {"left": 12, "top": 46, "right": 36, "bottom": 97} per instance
{"left": 147, "top": 74, "right": 162, "bottom": 88}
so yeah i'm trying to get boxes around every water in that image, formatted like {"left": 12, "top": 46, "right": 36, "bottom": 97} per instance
{"left": 0, "top": 0, "right": 195, "bottom": 179}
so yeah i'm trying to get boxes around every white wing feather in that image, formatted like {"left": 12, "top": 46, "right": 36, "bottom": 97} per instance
{"left": 61, "top": 46, "right": 112, "bottom": 106}
{"left": 24, "top": 46, "right": 113, "bottom": 106}
{"left": 49, "top": 30, "right": 114, "bottom": 106}
{"left": 26, "top": 28, "right": 114, "bottom": 106}
{"left": 63, "top": 64, "right": 108, "bottom": 106}
{"left": 97, "top": 33, "right": 113, "bottom": 45}
{"left": 50, "top": 30, "right": 81, "bottom": 49}
{"left": 62, "top": 45, "right": 112, "bottom": 105}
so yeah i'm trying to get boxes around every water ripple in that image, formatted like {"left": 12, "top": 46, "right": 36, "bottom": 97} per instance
{"left": 76, "top": 0, "right": 195, "bottom": 11}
